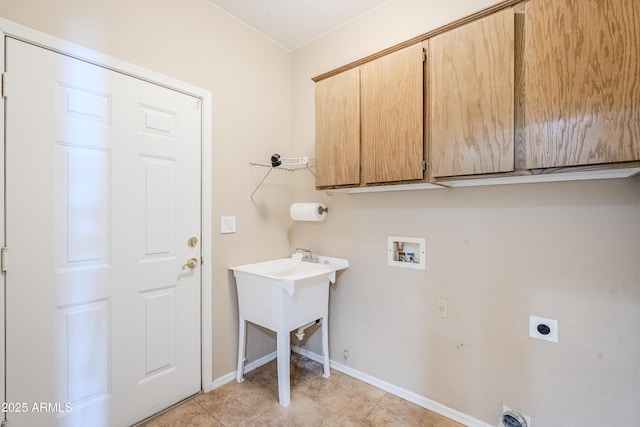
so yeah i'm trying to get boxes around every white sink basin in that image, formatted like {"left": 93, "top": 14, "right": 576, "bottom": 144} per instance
{"left": 229, "top": 254, "right": 349, "bottom": 408}
{"left": 230, "top": 254, "right": 349, "bottom": 295}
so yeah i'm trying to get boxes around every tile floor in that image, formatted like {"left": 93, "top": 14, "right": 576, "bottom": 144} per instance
{"left": 141, "top": 353, "right": 464, "bottom": 427}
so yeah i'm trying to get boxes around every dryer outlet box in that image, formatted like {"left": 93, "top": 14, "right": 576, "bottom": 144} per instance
{"left": 501, "top": 404, "right": 532, "bottom": 427}
{"left": 529, "top": 315, "right": 558, "bottom": 343}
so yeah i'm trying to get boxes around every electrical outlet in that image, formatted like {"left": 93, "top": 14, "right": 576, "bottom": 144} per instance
{"left": 436, "top": 299, "right": 448, "bottom": 319}
{"left": 529, "top": 315, "right": 558, "bottom": 343}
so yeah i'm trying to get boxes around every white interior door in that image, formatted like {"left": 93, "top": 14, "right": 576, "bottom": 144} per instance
{"left": 5, "top": 37, "right": 202, "bottom": 427}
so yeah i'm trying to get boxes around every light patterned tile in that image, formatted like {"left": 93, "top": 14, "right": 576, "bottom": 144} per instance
{"left": 289, "top": 352, "right": 326, "bottom": 387}
{"left": 140, "top": 400, "right": 222, "bottom": 427}
{"left": 362, "top": 394, "right": 465, "bottom": 427}
{"left": 320, "top": 413, "right": 369, "bottom": 427}
{"left": 246, "top": 392, "right": 332, "bottom": 427}
{"left": 195, "top": 379, "right": 277, "bottom": 426}
{"left": 151, "top": 355, "right": 467, "bottom": 427}
{"left": 296, "top": 370, "right": 385, "bottom": 420}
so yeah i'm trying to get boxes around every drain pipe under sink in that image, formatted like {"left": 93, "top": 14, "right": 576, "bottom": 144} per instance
{"left": 295, "top": 319, "right": 321, "bottom": 340}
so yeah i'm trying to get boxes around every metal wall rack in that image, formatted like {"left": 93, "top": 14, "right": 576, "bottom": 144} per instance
{"left": 250, "top": 153, "right": 315, "bottom": 198}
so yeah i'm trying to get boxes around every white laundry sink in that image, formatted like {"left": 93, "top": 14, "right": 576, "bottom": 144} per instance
{"left": 231, "top": 254, "right": 349, "bottom": 294}
{"left": 230, "top": 254, "right": 349, "bottom": 407}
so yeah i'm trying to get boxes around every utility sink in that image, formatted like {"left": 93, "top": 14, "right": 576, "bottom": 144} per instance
{"left": 230, "top": 254, "right": 349, "bottom": 295}
{"left": 230, "top": 254, "right": 349, "bottom": 407}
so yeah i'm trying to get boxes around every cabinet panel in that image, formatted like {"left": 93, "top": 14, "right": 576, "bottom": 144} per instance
{"left": 430, "top": 8, "right": 515, "bottom": 177}
{"left": 314, "top": 68, "right": 361, "bottom": 187}
{"left": 360, "top": 43, "right": 424, "bottom": 184}
{"left": 524, "top": 0, "right": 640, "bottom": 169}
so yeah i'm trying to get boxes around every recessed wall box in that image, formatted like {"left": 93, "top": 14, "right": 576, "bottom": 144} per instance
{"left": 388, "top": 236, "right": 425, "bottom": 270}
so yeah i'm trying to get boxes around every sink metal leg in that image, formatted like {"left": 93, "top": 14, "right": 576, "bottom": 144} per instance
{"left": 236, "top": 317, "right": 246, "bottom": 383}
{"left": 276, "top": 330, "right": 291, "bottom": 407}
{"left": 321, "top": 315, "right": 330, "bottom": 378}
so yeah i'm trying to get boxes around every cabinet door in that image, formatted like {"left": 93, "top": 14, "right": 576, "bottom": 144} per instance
{"left": 525, "top": 0, "right": 640, "bottom": 169}
{"left": 360, "top": 43, "right": 424, "bottom": 184}
{"left": 430, "top": 7, "right": 515, "bottom": 177}
{"left": 315, "top": 68, "right": 361, "bottom": 187}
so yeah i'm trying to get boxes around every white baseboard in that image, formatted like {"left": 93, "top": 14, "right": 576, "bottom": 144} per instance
{"left": 212, "top": 347, "right": 493, "bottom": 427}
{"left": 210, "top": 351, "right": 277, "bottom": 390}
{"left": 291, "top": 344, "right": 324, "bottom": 363}
{"left": 330, "top": 360, "right": 493, "bottom": 427}
{"left": 209, "top": 371, "right": 233, "bottom": 391}
{"left": 292, "top": 347, "right": 494, "bottom": 427}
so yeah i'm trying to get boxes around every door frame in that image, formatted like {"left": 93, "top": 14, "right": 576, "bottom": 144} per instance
{"left": 0, "top": 18, "right": 215, "bottom": 406}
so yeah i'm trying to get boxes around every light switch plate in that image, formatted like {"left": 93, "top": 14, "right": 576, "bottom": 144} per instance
{"left": 221, "top": 216, "right": 236, "bottom": 234}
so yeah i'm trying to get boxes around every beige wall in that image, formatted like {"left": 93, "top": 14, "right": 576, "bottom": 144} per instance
{"left": 0, "top": 0, "right": 293, "bottom": 379}
{"left": 291, "top": 1, "right": 640, "bottom": 426}
{"left": 2, "top": 0, "right": 639, "bottom": 426}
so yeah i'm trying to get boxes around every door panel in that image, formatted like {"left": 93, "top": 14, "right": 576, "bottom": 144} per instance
{"left": 56, "top": 300, "right": 111, "bottom": 407}
{"left": 5, "top": 37, "right": 201, "bottom": 427}
{"left": 57, "top": 144, "right": 111, "bottom": 269}
{"left": 141, "top": 287, "right": 177, "bottom": 380}
{"left": 140, "top": 158, "right": 176, "bottom": 259}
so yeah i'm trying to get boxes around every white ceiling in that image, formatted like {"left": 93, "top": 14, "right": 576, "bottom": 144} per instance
{"left": 207, "top": 0, "right": 391, "bottom": 51}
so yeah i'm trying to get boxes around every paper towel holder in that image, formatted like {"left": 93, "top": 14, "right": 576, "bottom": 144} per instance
{"left": 290, "top": 202, "right": 328, "bottom": 222}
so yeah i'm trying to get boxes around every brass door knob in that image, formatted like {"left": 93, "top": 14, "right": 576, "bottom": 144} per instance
{"left": 182, "top": 258, "right": 199, "bottom": 270}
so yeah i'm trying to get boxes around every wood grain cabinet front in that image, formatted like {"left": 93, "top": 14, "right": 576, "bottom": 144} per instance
{"left": 360, "top": 43, "right": 425, "bottom": 185}
{"left": 523, "top": 0, "right": 640, "bottom": 169}
{"left": 314, "top": 43, "right": 425, "bottom": 189}
{"left": 314, "top": 0, "right": 640, "bottom": 190}
{"left": 314, "top": 68, "right": 361, "bottom": 188}
{"left": 429, "top": 7, "right": 516, "bottom": 178}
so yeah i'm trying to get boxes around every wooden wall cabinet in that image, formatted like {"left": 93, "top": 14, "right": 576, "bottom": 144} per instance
{"left": 314, "top": 43, "right": 425, "bottom": 189}
{"left": 314, "top": 0, "right": 640, "bottom": 190}
{"left": 360, "top": 43, "right": 425, "bottom": 185}
{"left": 524, "top": 0, "right": 640, "bottom": 169}
{"left": 314, "top": 68, "right": 360, "bottom": 187}
{"left": 431, "top": 0, "right": 640, "bottom": 181}
{"left": 429, "top": 7, "right": 516, "bottom": 178}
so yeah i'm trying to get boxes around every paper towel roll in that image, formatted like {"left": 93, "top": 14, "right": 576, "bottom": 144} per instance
{"left": 290, "top": 203, "right": 328, "bottom": 222}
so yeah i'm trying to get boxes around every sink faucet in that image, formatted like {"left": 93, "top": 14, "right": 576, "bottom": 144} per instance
{"left": 294, "top": 248, "right": 318, "bottom": 263}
